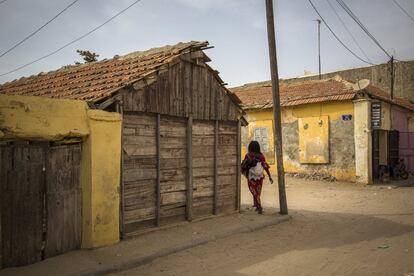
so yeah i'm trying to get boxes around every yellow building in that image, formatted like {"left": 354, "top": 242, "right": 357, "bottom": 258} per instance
{"left": 232, "top": 77, "right": 414, "bottom": 184}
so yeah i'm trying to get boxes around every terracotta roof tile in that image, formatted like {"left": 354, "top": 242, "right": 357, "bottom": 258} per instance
{"left": 0, "top": 41, "right": 208, "bottom": 102}
{"left": 365, "top": 84, "right": 414, "bottom": 111}
{"left": 231, "top": 78, "right": 414, "bottom": 112}
{"left": 231, "top": 79, "right": 354, "bottom": 109}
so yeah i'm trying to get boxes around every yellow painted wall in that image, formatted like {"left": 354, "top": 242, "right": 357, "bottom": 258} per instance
{"left": 298, "top": 116, "right": 329, "bottom": 164}
{"left": 243, "top": 101, "right": 356, "bottom": 182}
{"left": 0, "top": 94, "right": 89, "bottom": 140}
{"left": 0, "top": 94, "right": 121, "bottom": 248}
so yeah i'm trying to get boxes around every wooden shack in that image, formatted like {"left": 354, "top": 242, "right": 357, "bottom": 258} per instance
{"left": 0, "top": 41, "right": 245, "bottom": 238}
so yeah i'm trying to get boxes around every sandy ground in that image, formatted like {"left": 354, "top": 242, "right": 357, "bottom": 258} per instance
{"left": 116, "top": 177, "right": 414, "bottom": 276}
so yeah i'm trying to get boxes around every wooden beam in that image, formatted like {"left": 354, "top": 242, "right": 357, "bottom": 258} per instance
{"left": 97, "top": 94, "right": 121, "bottom": 110}
{"left": 236, "top": 120, "right": 241, "bottom": 211}
{"left": 156, "top": 113, "right": 161, "bottom": 226}
{"left": 186, "top": 116, "right": 193, "bottom": 221}
{"left": 213, "top": 120, "right": 219, "bottom": 215}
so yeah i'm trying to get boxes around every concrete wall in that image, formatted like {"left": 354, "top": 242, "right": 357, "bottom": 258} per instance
{"left": 242, "top": 101, "right": 356, "bottom": 182}
{"left": 392, "top": 106, "right": 411, "bottom": 132}
{"left": 281, "top": 60, "right": 414, "bottom": 102}
{"left": 353, "top": 99, "right": 372, "bottom": 184}
{"left": 0, "top": 94, "right": 121, "bottom": 248}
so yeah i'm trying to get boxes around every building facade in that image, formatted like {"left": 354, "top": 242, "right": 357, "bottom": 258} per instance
{"left": 232, "top": 77, "right": 414, "bottom": 184}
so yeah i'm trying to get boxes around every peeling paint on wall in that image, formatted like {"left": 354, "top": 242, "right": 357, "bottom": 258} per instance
{"left": 298, "top": 116, "right": 329, "bottom": 164}
{"left": 242, "top": 101, "right": 356, "bottom": 182}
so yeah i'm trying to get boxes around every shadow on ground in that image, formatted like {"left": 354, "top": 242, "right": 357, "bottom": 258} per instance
{"left": 128, "top": 209, "right": 414, "bottom": 276}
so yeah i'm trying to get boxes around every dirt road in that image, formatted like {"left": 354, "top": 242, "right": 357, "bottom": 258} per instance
{"left": 117, "top": 177, "right": 414, "bottom": 276}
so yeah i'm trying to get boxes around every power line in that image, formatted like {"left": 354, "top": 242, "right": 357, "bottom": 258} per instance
{"left": 307, "top": 0, "right": 375, "bottom": 65}
{"left": 392, "top": 0, "right": 414, "bottom": 24}
{"left": 0, "top": 0, "right": 80, "bottom": 58}
{"left": 335, "top": 0, "right": 392, "bottom": 59}
{"left": 0, "top": 0, "right": 142, "bottom": 77}
{"left": 326, "top": 0, "right": 372, "bottom": 63}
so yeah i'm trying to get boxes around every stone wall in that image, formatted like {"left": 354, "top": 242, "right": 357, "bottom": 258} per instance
{"left": 281, "top": 60, "right": 414, "bottom": 102}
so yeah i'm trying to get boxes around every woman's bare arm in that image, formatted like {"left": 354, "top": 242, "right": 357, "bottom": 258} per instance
{"left": 265, "top": 168, "right": 273, "bottom": 184}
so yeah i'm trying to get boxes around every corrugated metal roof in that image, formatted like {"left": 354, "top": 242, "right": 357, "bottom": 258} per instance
{"left": 0, "top": 41, "right": 208, "bottom": 102}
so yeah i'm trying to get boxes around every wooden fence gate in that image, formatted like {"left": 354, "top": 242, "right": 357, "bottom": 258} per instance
{"left": 0, "top": 143, "right": 81, "bottom": 268}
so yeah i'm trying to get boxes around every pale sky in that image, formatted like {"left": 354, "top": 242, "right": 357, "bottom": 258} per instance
{"left": 0, "top": 0, "right": 413, "bottom": 87}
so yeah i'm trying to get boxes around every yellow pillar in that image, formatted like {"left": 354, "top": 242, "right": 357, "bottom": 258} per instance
{"left": 81, "top": 110, "right": 122, "bottom": 248}
{"left": 353, "top": 99, "right": 373, "bottom": 184}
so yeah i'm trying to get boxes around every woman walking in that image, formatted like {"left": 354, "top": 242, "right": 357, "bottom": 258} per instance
{"left": 241, "top": 141, "right": 273, "bottom": 214}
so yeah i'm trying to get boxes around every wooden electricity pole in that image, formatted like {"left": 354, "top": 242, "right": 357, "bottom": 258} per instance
{"left": 265, "top": 0, "right": 288, "bottom": 215}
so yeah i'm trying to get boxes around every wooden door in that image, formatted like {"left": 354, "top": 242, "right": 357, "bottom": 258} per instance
{"left": 0, "top": 143, "right": 81, "bottom": 268}
{"left": 44, "top": 145, "right": 82, "bottom": 258}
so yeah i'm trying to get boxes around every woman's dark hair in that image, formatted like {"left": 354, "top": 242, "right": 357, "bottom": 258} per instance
{"left": 248, "top": 141, "right": 261, "bottom": 154}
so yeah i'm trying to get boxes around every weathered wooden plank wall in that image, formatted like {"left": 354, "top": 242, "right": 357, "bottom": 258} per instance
{"left": 122, "top": 60, "right": 240, "bottom": 121}
{"left": 122, "top": 113, "right": 158, "bottom": 235}
{"left": 121, "top": 113, "right": 240, "bottom": 236}
{"left": 120, "top": 57, "right": 242, "bottom": 237}
{"left": 192, "top": 120, "right": 215, "bottom": 218}
{"left": 217, "top": 122, "right": 238, "bottom": 213}
{"left": 159, "top": 116, "right": 187, "bottom": 225}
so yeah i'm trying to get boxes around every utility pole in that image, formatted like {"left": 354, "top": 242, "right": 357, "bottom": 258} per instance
{"left": 265, "top": 0, "right": 288, "bottom": 215}
{"left": 390, "top": 56, "right": 394, "bottom": 100}
{"left": 317, "top": 19, "right": 322, "bottom": 79}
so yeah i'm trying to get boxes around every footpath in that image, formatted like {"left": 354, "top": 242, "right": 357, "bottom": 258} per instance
{"left": 0, "top": 207, "right": 290, "bottom": 276}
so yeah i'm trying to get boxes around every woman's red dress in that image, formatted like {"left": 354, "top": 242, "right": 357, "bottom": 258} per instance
{"left": 243, "top": 152, "right": 269, "bottom": 211}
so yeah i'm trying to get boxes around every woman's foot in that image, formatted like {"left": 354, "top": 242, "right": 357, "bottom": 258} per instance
{"left": 256, "top": 207, "right": 263, "bottom": 214}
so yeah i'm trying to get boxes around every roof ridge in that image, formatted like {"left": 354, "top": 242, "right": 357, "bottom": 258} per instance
{"left": 231, "top": 77, "right": 343, "bottom": 91}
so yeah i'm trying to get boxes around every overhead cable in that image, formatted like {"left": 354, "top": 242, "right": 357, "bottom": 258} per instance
{"left": 0, "top": 0, "right": 142, "bottom": 77}
{"left": 308, "top": 0, "right": 375, "bottom": 65}
{"left": 0, "top": 0, "right": 80, "bottom": 58}
{"left": 335, "top": 0, "right": 392, "bottom": 59}
{"left": 392, "top": 0, "right": 414, "bottom": 24}
{"left": 326, "top": 0, "right": 372, "bottom": 63}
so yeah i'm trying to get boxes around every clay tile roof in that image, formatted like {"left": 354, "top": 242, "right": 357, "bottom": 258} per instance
{"left": 231, "top": 78, "right": 355, "bottom": 110}
{"left": 231, "top": 78, "right": 414, "bottom": 112}
{"left": 0, "top": 41, "right": 208, "bottom": 102}
{"left": 365, "top": 85, "right": 414, "bottom": 111}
